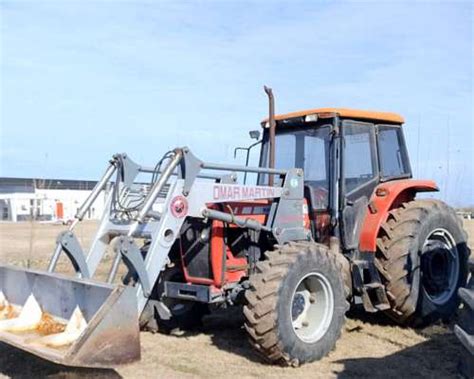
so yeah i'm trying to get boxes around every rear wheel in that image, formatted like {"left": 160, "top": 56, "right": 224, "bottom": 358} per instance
{"left": 243, "top": 242, "right": 347, "bottom": 366}
{"left": 375, "top": 199, "right": 469, "bottom": 325}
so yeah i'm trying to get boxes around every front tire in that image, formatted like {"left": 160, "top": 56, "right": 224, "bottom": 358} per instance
{"left": 243, "top": 242, "right": 347, "bottom": 366}
{"left": 375, "top": 199, "right": 469, "bottom": 325}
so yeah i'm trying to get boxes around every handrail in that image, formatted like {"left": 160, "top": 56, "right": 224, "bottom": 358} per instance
{"left": 201, "top": 162, "right": 286, "bottom": 176}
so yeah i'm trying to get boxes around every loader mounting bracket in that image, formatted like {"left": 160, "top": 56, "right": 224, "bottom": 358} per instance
{"left": 165, "top": 282, "right": 224, "bottom": 303}
{"left": 181, "top": 148, "right": 203, "bottom": 196}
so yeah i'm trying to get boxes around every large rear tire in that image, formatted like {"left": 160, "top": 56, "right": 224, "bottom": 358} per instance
{"left": 243, "top": 242, "right": 347, "bottom": 366}
{"left": 455, "top": 259, "right": 474, "bottom": 379}
{"left": 375, "top": 199, "right": 469, "bottom": 325}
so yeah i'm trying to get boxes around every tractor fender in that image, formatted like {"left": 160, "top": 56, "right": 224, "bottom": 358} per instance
{"left": 358, "top": 179, "right": 439, "bottom": 252}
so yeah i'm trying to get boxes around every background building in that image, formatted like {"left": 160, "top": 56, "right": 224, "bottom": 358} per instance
{"left": 0, "top": 177, "right": 105, "bottom": 222}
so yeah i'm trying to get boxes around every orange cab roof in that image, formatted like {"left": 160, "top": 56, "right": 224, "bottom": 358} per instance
{"left": 263, "top": 108, "right": 404, "bottom": 125}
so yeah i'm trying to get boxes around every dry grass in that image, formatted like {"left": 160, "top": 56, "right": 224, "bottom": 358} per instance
{"left": 0, "top": 220, "right": 472, "bottom": 378}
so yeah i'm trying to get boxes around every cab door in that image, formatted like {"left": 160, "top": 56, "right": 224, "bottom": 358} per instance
{"left": 340, "top": 120, "right": 379, "bottom": 250}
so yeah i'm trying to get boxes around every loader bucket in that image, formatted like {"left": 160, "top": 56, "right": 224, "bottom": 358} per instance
{"left": 0, "top": 265, "right": 140, "bottom": 368}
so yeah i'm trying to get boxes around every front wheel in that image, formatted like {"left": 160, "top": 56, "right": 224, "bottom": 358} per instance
{"left": 243, "top": 242, "right": 347, "bottom": 366}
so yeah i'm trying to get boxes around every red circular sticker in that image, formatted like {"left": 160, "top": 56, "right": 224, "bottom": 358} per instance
{"left": 170, "top": 196, "right": 188, "bottom": 218}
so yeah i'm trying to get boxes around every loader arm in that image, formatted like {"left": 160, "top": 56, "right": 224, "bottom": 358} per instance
{"left": 0, "top": 147, "right": 308, "bottom": 367}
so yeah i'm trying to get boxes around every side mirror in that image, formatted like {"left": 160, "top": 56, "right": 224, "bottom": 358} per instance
{"left": 249, "top": 130, "right": 261, "bottom": 140}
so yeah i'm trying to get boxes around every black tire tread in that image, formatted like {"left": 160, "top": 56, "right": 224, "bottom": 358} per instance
{"left": 243, "top": 242, "right": 347, "bottom": 366}
{"left": 375, "top": 199, "right": 467, "bottom": 323}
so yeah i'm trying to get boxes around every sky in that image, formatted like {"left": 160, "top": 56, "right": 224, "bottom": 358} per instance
{"left": 0, "top": 1, "right": 473, "bottom": 206}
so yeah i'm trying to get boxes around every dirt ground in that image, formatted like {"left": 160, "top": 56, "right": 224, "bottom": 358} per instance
{"left": 0, "top": 220, "right": 473, "bottom": 378}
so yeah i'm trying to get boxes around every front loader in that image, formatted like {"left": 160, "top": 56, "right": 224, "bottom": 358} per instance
{"left": 0, "top": 87, "right": 470, "bottom": 367}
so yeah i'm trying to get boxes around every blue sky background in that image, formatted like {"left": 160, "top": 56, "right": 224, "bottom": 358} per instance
{"left": 0, "top": 1, "right": 473, "bottom": 206}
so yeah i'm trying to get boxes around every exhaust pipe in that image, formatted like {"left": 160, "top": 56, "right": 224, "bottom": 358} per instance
{"left": 264, "top": 86, "right": 276, "bottom": 186}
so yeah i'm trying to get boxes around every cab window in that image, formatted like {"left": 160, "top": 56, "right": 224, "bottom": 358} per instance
{"left": 343, "top": 122, "right": 377, "bottom": 194}
{"left": 377, "top": 125, "right": 411, "bottom": 179}
{"left": 259, "top": 125, "right": 331, "bottom": 209}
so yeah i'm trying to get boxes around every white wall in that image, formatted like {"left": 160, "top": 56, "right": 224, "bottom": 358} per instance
{"left": 0, "top": 189, "right": 106, "bottom": 222}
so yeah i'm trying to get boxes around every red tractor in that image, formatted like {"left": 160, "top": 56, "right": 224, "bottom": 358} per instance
{"left": 140, "top": 88, "right": 470, "bottom": 365}
{"left": 0, "top": 88, "right": 469, "bottom": 367}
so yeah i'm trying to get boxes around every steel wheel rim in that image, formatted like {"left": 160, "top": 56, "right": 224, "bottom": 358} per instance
{"left": 421, "top": 228, "right": 460, "bottom": 305}
{"left": 290, "top": 272, "right": 334, "bottom": 343}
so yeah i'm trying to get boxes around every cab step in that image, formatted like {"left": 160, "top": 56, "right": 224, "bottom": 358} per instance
{"left": 352, "top": 258, "right": 391, "bottom": 313}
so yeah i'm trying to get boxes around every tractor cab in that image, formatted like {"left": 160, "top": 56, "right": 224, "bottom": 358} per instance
{"left": 258, "top": 108, "right": 412, "bottom": 248}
